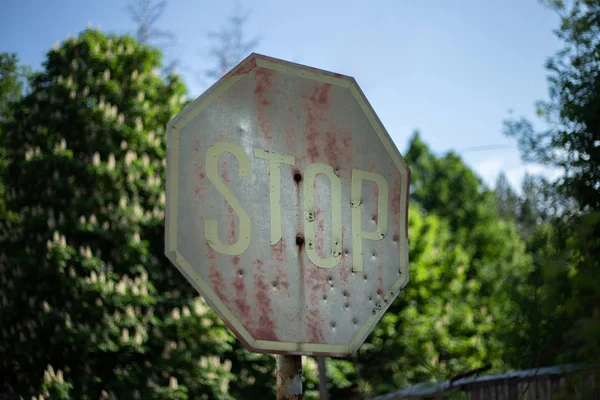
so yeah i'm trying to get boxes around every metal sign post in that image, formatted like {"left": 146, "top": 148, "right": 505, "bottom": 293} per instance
{"left": 165, "top": 53, "right": 410, "bottom": 396}
{"left": 276, "top": 355, "right": 303, "bottom": 399}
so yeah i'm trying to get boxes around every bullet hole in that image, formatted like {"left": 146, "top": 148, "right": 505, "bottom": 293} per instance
{"left": 295, "top": 236, "right": 305, "bottom": 247}
{"left": 344, "top": 302, "right": 350, "bottom": 309}
{"left": 363, "top": 274, "right": 368, "bottom": 281}
{"left": 272, "top": 281, "right": 278, "bottom": 288}
{"left": 344, "top": 249, "right": 349, "bottom": 256}
{"left": 333, "top": 167, "right": 340, "bottom": 177}
{"left": 323, "top": 295, "right": 327, "bottom": 301}
{"left": 293, "top": 172, "right": 302, "bottom": 183}
{"left": 352, "top": 317, "right": 358, "bottom": 325}
{"left": 237, "top": 269, "right": 244, "bottom": 276}
{"left": 331, "top": 321, "right": 336, "bottom": 328}
{"left": 393, "top": 235, "right": 399, "bottom": 242}
{"left": 342, "top": 290, "right": 349, "bottom": 298}
{"left": 368, "top": 296, "right": 372, "bottom": 302}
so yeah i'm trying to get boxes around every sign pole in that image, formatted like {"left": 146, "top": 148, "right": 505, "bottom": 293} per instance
{"left": 317, "top": 356, "right": 329, "bottom": 400}
{"left": 276, "top": 355, "right": 302, "bottom": 400}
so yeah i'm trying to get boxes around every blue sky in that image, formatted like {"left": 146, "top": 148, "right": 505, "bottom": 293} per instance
{"left": 1, "top": 0, "right": 562, "bottom": 190}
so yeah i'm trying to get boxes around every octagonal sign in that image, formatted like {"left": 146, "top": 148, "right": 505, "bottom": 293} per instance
{"left": 165, "top": 53, "right": 410, "bottom": 357}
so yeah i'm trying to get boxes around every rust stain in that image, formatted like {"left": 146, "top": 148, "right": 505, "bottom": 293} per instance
{"left": 324, "top": 133, "right": 339, "bottom": 167}
{"left": 305, "top": 265, "right": 327, "bottom": 343}
{"left": 271, "top": 239, "right": 290, "bottom": 295}
{"left": 323, "top": 130, "right": 353, "bottom": 178}
{"left": 277, "top": 271, "right": 290, "bottom": 291}
{"left": 254, "top": 68, "right": 274, "bottom": 143}
{"left": 271, "top": 238, "right": 287, "bottom": 262}
{"left": 305, "top": 111, "right": 320, "bottom": 162}
{"left": 303, "top": 82, "right": 332, "bottom": 163}
{"left": 306, "top": 309, "right": 324, "bottom": 343}
{"left": 208, "top": 247, "right": 228, "bottom": 303}
{"left": 218, "top": 162, "right": 238, "bottom": 245}
{"left": 228, "top": 210, "right": 237, "bottom": 245}
{"left": 391, "top": 176, "right": 402, "bottom": 214}
{"left": 312, "top": 205, "right": 326, "bottom": 258}
{"left": 316, "top": 219, "right": 326, "bottom": 257}
{"left": 207, "top": 243, "right": 216, "bottom": 260}
{"left": 233, "top": 57, "right": 257, "bottom": 75}
{"left": 252, "top": 260, "right": 278, "bottom": 341}
{"left": 233, "top": 269, "right": 251, "bottom": 317}
{"left": 339, "top": 261, "right": 350, "bottom": 284}
{"left": 232, "top": 256, "right": 240, "bottom": 265}
{"left": 220, "top": 163, "right": 230, "bottom": 185}
{"left": 193, "top": 157, "right": 205, "bottom": 201}
{"left": 307, "top": 266, "right": 328, "bottom": 293}
{"left": 192, "top": 140, "right": 201, "bottom": 152}
{"left": 338, "top": 227, "right": 351, "bottom": 284}
{"left": 308, "top": 83, "right": 331, "bottom": 106}
{"left": 292, "top": 168, "right": 302, "bottom": 186}
{"left": 254, "top": 68, "right": 273, "bottom": 98}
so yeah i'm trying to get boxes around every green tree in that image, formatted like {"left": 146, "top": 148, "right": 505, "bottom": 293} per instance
{"left": 0, "top": 29, "right": 237, "bottom": 399}
{"left": 0, "top": 52, "right": 30, "bottom": 228}
{"left": 505, "top": 0, "right": 599, "bottom": 211}
{"left": 351, "top": 134, "right": 531, "bottom": 396}
{"left": 504, "top": 0, "right": 600, "bottom": 366}
{"left": 494, "top": 172, "right": 520, "bottom": 223}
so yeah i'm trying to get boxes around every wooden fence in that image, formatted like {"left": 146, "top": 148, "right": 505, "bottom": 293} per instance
{"left": 370, "top": 364, "right": 600, "bottom": 400}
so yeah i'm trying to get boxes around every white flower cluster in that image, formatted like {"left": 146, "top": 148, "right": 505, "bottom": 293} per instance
{"left": 46, "top": 231, "right": 67, "bottom": 250}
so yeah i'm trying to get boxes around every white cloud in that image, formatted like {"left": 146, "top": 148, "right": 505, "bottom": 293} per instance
{"left": 471, "top": 154, "right": 561, "bottom": 193}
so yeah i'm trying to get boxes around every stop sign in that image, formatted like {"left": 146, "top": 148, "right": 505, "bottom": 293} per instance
{"left": 165, "top": 53, "right": 410, "bottom": 357}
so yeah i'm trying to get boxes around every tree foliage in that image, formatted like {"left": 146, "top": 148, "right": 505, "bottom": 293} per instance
{"left": 505, "top": 0, "right": 599, "bottom": 211}
{"left": 503, "top": 0, "right": 600, "bottom": 368}
{"left": 0, "top": 29, "right": 238, "bottom": 399}
{"left": 351, "top": 134, "right": 530, "bottom": 396}
{"left": 0, "top": 52, "right": 30, "bottom": 225}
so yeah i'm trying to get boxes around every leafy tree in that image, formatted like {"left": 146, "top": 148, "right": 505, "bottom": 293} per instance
{"left": 0, "top": 29, "right": 237, "bottom": 399}
{"left": 0, "top": 52, "right": 30, "bottom": 227}
{"left": 0, "top": 53, "right": 29, "bottom": 120}
{"left": 494, "top": 172, "right": 520, "bottom": 222}
{"left": 349, "top": 133, "right": 531, "bottom": 396}
{"left": 505, "top": 0, "right": 599, "bottom": 211}
{"left": 504, "top": 0, "right": 600, "bottom": 366}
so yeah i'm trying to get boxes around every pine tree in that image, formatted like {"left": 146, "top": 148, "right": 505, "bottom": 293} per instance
{"left": 0, "top": 29, "right": 235, "bottom": 399}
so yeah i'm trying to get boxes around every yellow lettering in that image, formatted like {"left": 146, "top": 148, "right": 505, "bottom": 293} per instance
{"left": 205, "top": 142, "right": 251, "bottom": 256}
{"left": 351, "top": 169, "right": 388, "bottom": 272}
{"left": 254, "top": 149, "right": 295, "bottom": 245}
{"left": 304, "top": 163, "right": 342, "bottom": 269}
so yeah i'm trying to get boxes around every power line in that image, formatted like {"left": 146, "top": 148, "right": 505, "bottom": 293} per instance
{"left": 459, "top": 144, "right": 516, "bottom": 152}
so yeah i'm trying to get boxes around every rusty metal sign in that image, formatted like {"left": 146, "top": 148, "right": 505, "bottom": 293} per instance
{"left": 165, "top": 53, "right": 410, "bottom": 357}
